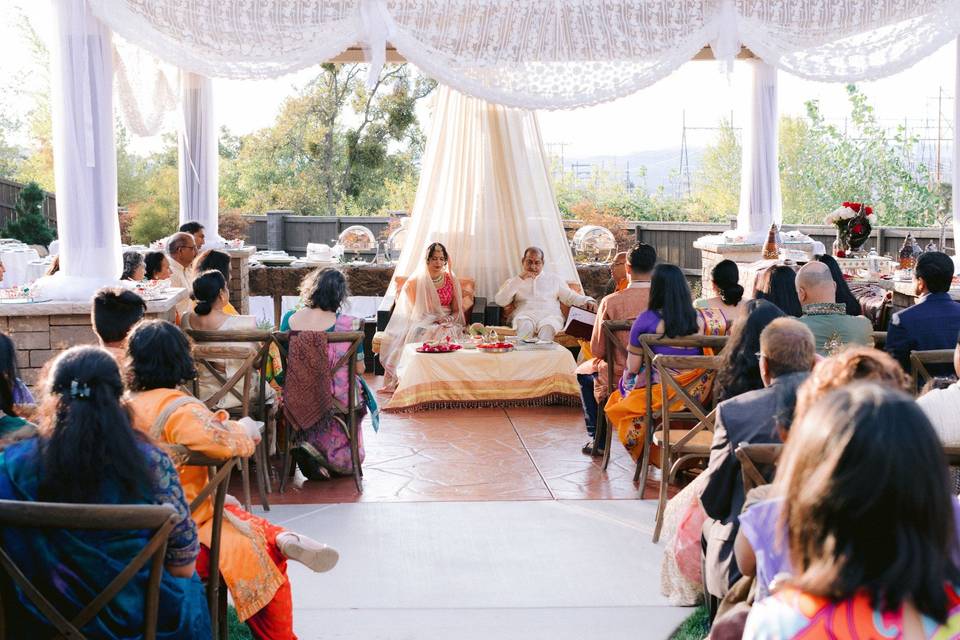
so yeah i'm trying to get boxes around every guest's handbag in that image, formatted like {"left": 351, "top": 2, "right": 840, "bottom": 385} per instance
{"left": 673, "top": 493, "right": 706, "bottom": 586}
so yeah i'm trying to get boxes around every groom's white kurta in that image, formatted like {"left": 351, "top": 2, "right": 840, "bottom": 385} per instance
{"left": 495, "top": 271, "right": 592, "bottom": 332}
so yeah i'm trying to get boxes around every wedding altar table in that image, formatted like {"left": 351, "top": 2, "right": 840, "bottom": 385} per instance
{"left": 384, "top": 343, "right": 580, "bottom": 413}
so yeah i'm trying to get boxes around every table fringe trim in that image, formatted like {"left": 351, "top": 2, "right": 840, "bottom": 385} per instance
{"left": 383, "top": 393, "right": 580, "bottom": 414}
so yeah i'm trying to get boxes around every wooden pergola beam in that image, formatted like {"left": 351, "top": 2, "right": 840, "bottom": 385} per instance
{"left": 327, "top": 45, "right": 755, "bottom": 64}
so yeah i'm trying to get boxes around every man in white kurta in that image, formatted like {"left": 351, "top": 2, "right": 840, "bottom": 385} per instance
{"left": 166, "top": 232, "right": 198, "bottom": 316}
{"left": 495, "top": 246, "right": 596, "bottom": 341}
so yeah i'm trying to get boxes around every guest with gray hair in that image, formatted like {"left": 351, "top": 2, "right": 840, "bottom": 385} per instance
{"left": 494, "top": 246, "right": 596, "bottom": 341}
{"left": 165, "top": 232, "right": 198, "bottom": 316}
{"left": 120, "top": 250, "right": 145, "bottom": 281}
{"left": 698, "top": 318, "right": 816, "bottom": 606}
{"left": 795, "top": 261, "right": 872, "bottom": 356}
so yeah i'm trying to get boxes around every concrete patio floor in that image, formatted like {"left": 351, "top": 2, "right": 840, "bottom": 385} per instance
{"left": 249, "top": 385, "right": 692, "bottom": 639}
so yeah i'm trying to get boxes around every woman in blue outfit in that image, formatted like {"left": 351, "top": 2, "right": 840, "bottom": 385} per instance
{"left": 0, "top": 346, "right": 210, "bottom": 638}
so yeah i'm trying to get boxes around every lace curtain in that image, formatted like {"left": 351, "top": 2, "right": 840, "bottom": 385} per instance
{"left": 89, "top": 0, "right": 960, "bottom": 109}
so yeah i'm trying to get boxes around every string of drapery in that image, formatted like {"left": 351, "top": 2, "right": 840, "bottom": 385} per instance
{"left": 93, "top": 0, "right": 960, "bottom": 111}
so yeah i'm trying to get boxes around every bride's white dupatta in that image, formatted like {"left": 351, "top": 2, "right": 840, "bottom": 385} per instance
{"left": 380, "top": 258, "right": 465, "bottom": 391}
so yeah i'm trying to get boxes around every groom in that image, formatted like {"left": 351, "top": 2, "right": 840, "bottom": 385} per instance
{"left": 495, "top": 246, "right": 597, "bottom": 341}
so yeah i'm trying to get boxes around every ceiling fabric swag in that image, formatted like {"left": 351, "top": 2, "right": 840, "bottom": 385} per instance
{"left": 737, "top": 0, "right": 960, "bottom": 83}
{"left": 86, "top": 0, "right": 362, "bottom": 79}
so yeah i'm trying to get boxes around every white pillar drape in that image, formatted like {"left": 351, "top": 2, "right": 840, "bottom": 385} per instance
{"left": 35, "top": 0, "right": 121, "bottom": 300}
{"left": 953, "top": 37, "right": 960, "bottom": 253}
{"left": 391, "top": 86, "right": 579, "bottom": 299}
{"left": 737, "top": 60, "right": 782, "bottom": 239}
{"left": 178, "top": 72, "right": 220, "bottom": 242}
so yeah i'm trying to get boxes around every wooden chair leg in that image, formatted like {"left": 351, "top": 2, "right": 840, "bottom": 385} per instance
{"left": 240, "top": 457, "right": 252, "bottom": 513}
{"left": 217, "top": 575, "right": 228, "bottom": 640}
{"left": 351, "top": 415, "right": 363, "bottom": 492}
{"left": 255, "top": 440, "right": 270, "bottom": 511}
{"left": 279, "top": 420, "right": 292, "bottom": 494}
{"left": 652, "top": 436, "right": 670, "bottom": 543}
{"left": 638, "top": 435, "right": 652, "bottom": 498}
{"left": 601, "top": 411, "right": 614, "bottom": 471}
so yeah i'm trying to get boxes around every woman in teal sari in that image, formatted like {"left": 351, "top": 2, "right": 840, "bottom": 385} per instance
{"left": 0, "top": 346, "right": 210, "bottom": 638}
{"left": 0, "top": 331, "right": 36, "bottom": 446}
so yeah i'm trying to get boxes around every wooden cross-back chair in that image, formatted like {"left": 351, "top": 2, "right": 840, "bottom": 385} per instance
{"left": 271, "top": 330, "right": 365, "bottom": 493}
{"left": 168, "top": 446, "right": 238, "bottom": 640}
{"left": 588, "top": 319, "right": 632, "bottom": 469}
{"left": 633, "top": 334, "right": 728, "bottom": 490}
{"left": 734, "top": 442, "right": 784, "bottom": 495}
{"left": 0, "top": 500, "right": 178, "bottom": 640}
{"left": 909, "top": 349, "right": 954, "bottom": 392}
{"left": 651, "top": 352, "right": 724, "bottom": 542}
{"left": 186, "top": 329, "right": 275, "bottom": 513}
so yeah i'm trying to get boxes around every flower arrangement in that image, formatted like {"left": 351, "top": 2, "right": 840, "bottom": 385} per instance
{"left": 825, "top": 201, "right": 873, "bottom": 257}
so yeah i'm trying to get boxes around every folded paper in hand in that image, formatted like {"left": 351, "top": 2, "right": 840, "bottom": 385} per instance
{"left": 563, "top": 306, "right": 597, "bottom": 341}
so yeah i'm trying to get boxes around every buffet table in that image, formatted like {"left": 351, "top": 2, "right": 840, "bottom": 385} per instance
{"left": 384, "top": 343, "right": 580, "bottom": 413}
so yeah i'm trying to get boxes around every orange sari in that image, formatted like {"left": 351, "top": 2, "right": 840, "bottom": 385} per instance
{"left": 604, "top": 308, "right": 728, "bottom": 462}
{"left": 128, "top": 389, "right": 286, "bottom": 622}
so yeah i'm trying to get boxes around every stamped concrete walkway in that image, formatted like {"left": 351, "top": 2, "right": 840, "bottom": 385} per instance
{"left": 250, "top": 380, "right": 691, "bottom": 639}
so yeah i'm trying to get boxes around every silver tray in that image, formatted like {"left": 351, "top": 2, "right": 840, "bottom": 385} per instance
{"left": 476, "top": 345, "right": 514, "bottom": 354}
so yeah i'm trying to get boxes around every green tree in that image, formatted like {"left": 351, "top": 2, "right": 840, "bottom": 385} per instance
{"left": 695, "top": 118, "right": 740, "bottom": 216}
{"left": 223, "top": 63, "right": 434, "bottom": 216}
{"left": 3, "top": 181, "right": 55, "bottom": 245}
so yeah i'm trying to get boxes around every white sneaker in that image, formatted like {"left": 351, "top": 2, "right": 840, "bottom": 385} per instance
{"left": 276, "top": 532, "right": 339, "bottom": 573}
{"left": 648, "top": 466, "right": 663, "bottom": 482}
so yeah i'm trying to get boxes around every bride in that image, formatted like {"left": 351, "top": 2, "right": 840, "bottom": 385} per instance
{"left": 380, "top": 242, "right": 465, "bottom": 391}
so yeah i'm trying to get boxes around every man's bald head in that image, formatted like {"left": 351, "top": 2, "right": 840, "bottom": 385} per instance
{"left": 795, "top": 261, "right": 836, "bottom": 306}
{"left": 167, "top": 232, "right": 197, "bottom": 268}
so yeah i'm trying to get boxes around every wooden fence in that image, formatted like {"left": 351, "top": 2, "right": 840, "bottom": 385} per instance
{"left": 0, "top": 178, "right": 57, "bottom": 231}
{"left": 242, "top": 213, "right": 955, "bottom": 270}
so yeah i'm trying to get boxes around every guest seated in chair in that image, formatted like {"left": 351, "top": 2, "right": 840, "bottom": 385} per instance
{"left": 577, "top": 243, "right": 656, "bottom": 455}
{"left": 795, "top": 261, "right": 872, "bottom": 356}
{"left": 604, "top": 263, "right": 728, "bottom": 464}
{"left": 180, "top": 270, "right": 275, "bottom": 410}
{"left": 0, "top": 330, "right": 35, "bottom": 421}
{"left": 0, "top": 346, "right": 211, "bottom": 637}
{"left": 886, "top": 251, "right": 960, "bottom": 373}
{"left": 125, "top": 320, "right": 338, "bottom": 639}
{"left": 280, "top": 268, "right": 377, "bottom": 479}
{"left": 166, "top": 232, "right": 198, "bottom": 317}
{"left": 145, "top": 250, "right": 172, "bottom": 281}
{"left": 814, "top": 254, "right": 862, "bottom": 316}
{"left": 92, "top": 287, "right": 147, "bottom": 361}
{"left": 603, "top": 251, "right": 629, "bottom": 296}
{"left": 695, "top": 259, "right": 744, "bottom": 325}
{"left": 121, "top": 250, "right": 145, "bottom": 281}
{"left": 714, "top": 299, "right": 786, "bottom": 403}
{"left": 753, "top": 265, "right": 802, "bottom": 318}
{"left": 0, "top": 331, "right": 36, "bottom": 449}
{"left": 380, "top": 242, "right": 465, "bottom": 391}
{"left": 495, "top": 246, "right": 597, "bottom": 341}
{"left": 192, "top": 249, "right": 239, "bottom": 314}
{"left": 743, "top": 384, "right": 960, "bottom": 638}
{"left": 699, "top": 319, "right": 814, "bottom": 604}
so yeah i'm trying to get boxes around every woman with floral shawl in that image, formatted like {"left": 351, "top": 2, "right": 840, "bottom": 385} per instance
{"left": 379, "top": 242, "right": 465, "bottom": 391}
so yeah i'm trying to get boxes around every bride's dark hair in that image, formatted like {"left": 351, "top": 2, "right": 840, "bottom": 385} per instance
{"left": 425, "top": 242, "right": 449, "bottom": 264}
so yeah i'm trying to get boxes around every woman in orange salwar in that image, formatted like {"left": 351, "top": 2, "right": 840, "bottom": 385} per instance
{"left": 605, "top": 264, "right": 729, "bottom": 463}
{"left": 125, "top": 320, "right": 338, "bottom": 640}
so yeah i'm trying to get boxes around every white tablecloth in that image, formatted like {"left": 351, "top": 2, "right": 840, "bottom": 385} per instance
{"left": 385, "top": 342, "right": 580, "bottom": 412}
{"left": 0, "top": 248, "right": 41, "bottom": 288}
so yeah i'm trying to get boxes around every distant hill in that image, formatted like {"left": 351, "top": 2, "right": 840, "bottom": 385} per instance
{"left": 560, "top": 147, "right": 705, "bottom": 194}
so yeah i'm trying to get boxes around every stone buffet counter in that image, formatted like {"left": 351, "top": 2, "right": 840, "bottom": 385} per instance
{"left": 1, "top": 289, "right": 187, "bottom": 386}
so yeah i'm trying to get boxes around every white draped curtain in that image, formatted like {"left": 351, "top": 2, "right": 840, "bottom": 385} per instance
{"left": 738, "top": 61, "right": 781, "bottom": 238}
{"left": 391, "top": 86, "right": 578, "bottom": 299}
{"left": 35, "top": 0, "right": 122, "bottom": 300}
{"left": 178, "top": 72, "right": 220, "bottom": 242}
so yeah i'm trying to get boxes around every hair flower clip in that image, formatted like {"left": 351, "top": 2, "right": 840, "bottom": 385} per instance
{"left": 69, "top": 380, "right": 92, "bottom": 400}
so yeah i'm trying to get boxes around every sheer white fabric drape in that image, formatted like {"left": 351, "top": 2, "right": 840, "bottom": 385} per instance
{"left": 390, "top": 86, "right": 579, "bottom": 299}
{"left": 89, "top": 0, "right": 960, "bottom": 109}
{"left": 34, "top": 0, "right": 122, "bottom": 300}
{"left": 178, "top": 72, "right": 220, "bottom": 243}
{"left": 737, "top": 60, "right": 781, "bottom": 238}
{"left": 954, "top": 38, "right": 960, "bottom": 245}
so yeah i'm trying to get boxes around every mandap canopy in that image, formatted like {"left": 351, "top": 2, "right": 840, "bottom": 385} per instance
{"left": 37, "top": 0, "right": 960, "bottom": 299}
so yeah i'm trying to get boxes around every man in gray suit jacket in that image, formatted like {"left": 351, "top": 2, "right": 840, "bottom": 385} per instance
{"left": 698, "top": 318, "right": 816, "bottom": 603}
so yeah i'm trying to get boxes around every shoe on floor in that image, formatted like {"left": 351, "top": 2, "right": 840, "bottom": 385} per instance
{"left": 276, "top": 532, "right": 339, "bottom": 573}
{"left": 581, "top": 440, "right": 604, "bottom": 457}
